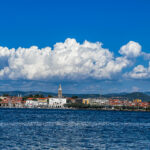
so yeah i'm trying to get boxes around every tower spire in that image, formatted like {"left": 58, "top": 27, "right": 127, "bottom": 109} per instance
{"left": 58, "top": 84, "right": 62, "bottom": 98}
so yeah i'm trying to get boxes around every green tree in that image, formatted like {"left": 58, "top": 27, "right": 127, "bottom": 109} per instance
{"left": 32, "top": 98, "right": 38, "bottom": 101}
{"left": 28, "top": 94, "right": 33, "bottom": 98}
{"left": 3, "top": 94, "right": 9, "bottom": 97}
{"left": 48, "top": 95, "right": 52, "bottom": 98}
{"left": 34, "top": 94, "right": 44, "bottom": 98}
{"left": 72, "top": 96, "right": 78, "bottom": 99}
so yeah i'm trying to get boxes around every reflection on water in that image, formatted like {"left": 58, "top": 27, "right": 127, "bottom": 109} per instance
{"left": 0, "top": 109, "right": 150, "bottom": 149}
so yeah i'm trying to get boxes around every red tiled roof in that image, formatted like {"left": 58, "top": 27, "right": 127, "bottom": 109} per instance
{"left": 27, "top": 98, "right": 34, "bottom": 100}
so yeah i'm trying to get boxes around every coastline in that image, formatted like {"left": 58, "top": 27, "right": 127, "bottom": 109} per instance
{"left": 0, "top": 107, "right": 150, "bottom": 112}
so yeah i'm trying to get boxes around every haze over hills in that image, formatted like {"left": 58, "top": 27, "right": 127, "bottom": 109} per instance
{"left": 0, "top": 91, "right": 150, "bottom": 102}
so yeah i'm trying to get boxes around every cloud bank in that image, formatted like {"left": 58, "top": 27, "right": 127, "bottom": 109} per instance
{"left": 0, "top": 38, "right": 148, "bottom": 80}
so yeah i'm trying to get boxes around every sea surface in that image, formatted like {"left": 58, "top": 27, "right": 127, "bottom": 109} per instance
{"left": 0, "top": 109, "right": 150, "bottom": 150}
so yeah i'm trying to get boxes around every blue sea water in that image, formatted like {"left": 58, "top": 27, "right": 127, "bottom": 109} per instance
{"left": 0, "top": 109, "right": 150, "bottom": 150}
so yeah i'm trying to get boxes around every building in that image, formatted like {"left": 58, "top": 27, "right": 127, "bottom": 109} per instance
{"left": 37, "top": 98, "right": 48, "bottom": 107}
{"left": 25, "top": 97, "right": 48, "bottom": 108}
{"left": 0, "top": 96, "right": 23, "bottom": 108}
{"left": 82, "top": 99, "right": 89, "bottom": 104}
{"left": 25, "top": 100, "right": 39, "bottom": 108}
{"left": 0, "top": 96, "right": 8, "bottom": 100}
{"left": 58, "top": 84, "right": 62, "bottom": 98}
{"left": 109, "top": 99, "right": 123, "bottom": 106}
{"left": 89, "top": 98, "right": 109, "bottom": 106}
{"left": 74, "top": 98, "right": 83, "bottom": 104}
{"left": 10, "top": 97, "right": 23, "bottom": 108}
{"left": 48, "top": 98, "right": 66, "bottom": 108}
{"left": 0, "top": 97, "right": 9, "bottom": 107}
{"left": 139, "top": 102, "right": 149, "bottom": 108}
{"left": 133, "top": 99, "right": 142, "bottom": 103}
{"left": 66, "top": 97, "right": 76, "bottom": 104}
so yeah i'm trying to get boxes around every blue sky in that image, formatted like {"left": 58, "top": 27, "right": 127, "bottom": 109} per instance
{"left": 0, "top": 0, "right": 150, "bottom": 94}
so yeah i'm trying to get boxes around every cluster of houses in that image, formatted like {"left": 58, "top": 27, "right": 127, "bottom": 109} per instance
{"left": 0, "top": 96, "right": 149, "bottom": 109}
{"left": 67, "top": 97, "right": 149, "bottom": 108}
{"left": 109, "top": 98, "right": 149, "bottom": 108}
{"left": 0, "top": 96, "right": 67, "bottom": 108}
{"left": 0, "top": 85, "right": 149, "bottom": 109}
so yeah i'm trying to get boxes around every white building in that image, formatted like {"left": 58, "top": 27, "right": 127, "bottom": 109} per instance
{"left": 48, "top": 98, "right": 66, "bottom": 108}
{"left": 37, "top": 98, "right": 48, "bottom": 107}
{"left": 89, "top": 98, "right": 109, "bottom": 106}
{"left": 25, "top": 100, "right": 39, "bottom": 108}
{"left": 0, "top": 96, "right": 7, "bottom": 100}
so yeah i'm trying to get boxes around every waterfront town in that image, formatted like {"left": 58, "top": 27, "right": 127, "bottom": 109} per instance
{"left": 0, "top": 84, "right": 150, "bottom": 111}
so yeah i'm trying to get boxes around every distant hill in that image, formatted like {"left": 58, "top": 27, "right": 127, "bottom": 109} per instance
{"left": 124, "top": 92, "right": 150, "bottom": 101}
{"left": 0, "top": 91, "right": 99, "bottom": 98}
{"left": 144, "top": 92, "right": 150, "bottom": 96}
{"left": 0, "top": 91, "right": 150, "bottom": 102}
{"left": 66, "top": 92, "right": 150, "bottom": 102}
{"left": 66, "top": 92, "right": 150, "bottom": 101}
{"left": 104, "top": 92, "right": 150, "bottom": 102}
{"left": 0, "top": 91, "right": 57, "bottom": 97}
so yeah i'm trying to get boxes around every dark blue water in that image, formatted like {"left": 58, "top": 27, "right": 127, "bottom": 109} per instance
{"left": 0, "top": 109, "right": 150, "bottom": 150}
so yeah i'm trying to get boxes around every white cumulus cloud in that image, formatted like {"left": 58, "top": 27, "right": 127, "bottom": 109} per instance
{"left": 124, "top": 62, "right": 150, "bottom": 79}
{"left": 119, "top": 41, "right": 141, "bottom": 57}
{"left": 0, "top": 38, "right": 133, "bottom": 80}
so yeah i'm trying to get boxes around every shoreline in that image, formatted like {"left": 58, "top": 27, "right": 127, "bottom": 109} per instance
{"left": 0, "top": 107, "right": 150, "bottom": 112}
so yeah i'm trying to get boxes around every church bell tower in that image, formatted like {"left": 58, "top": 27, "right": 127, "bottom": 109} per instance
{"left": 58, "top": 84, "right": 62, "bottom": 98}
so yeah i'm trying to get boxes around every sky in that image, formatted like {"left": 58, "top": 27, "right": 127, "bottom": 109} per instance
{"left": 0, "top": 0, "right": 150, "bottom": 94}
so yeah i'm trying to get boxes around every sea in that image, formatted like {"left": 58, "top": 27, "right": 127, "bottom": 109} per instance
{"left": 0, "top": 109, "right": 150, "bottom": 150}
